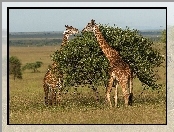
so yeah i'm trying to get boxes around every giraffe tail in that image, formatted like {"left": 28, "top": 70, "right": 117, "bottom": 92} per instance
{"left": 128, "top": 70, "right": 133, "bottom": 106}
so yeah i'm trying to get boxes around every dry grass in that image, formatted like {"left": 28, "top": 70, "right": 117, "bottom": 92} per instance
{"left": 9, "top": 44, "right": 166, "bottom": 124}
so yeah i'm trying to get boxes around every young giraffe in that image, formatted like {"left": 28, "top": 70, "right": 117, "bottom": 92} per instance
{"left": 82, "top": 19, "right": 133, "bottom": 107}
{"left": 43, "top": 25, "right": 79, "bottom": 106}
{"left": 43, "top": 62, "right": 62, "bottom": 105}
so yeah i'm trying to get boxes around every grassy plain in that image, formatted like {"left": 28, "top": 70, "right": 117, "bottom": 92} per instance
{"left": 9, "top": 43, "right": 166, "bottom": 124}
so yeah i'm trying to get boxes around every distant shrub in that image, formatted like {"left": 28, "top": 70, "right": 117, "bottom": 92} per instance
{"left": 9, "top": 56, "right": 22, "bottom": 80}
{"left": 22, "top": 61, "right": 43, "bottom": 73}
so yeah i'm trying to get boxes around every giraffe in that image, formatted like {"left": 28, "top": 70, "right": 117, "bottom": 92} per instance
{"left": 43, "top": 25, "right": 79, "bottom": 106}
{"left": 82, "top": 19, "right": 133, "bottom": 107}
{"left": 43, "top": 62, "right": 62, "bottom": 105}
{"left": 61, "top": 25, "right": 79, "bottom": 47}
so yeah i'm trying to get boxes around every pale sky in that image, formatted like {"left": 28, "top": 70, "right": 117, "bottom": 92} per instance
{"left": 2, "top": 2, "right": 174, "bottom": 32}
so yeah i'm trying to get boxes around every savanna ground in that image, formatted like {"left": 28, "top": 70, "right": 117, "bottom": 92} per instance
{"left": 9, "top": 42, "right": 166, "bottom": 124}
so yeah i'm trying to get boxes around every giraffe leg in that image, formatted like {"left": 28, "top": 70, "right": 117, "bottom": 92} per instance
{"left": 51, "top": 92, "right": 54, "bottom": 106}
{"left": 48, "top": 92, "right": 51, "bottom": 105}
{"left": 53, "top": 90, "right": 57, "bottom": 105}
{"left": 106, "top": 76, "right": 114, "bottom": 108}
{"left": 51, "top": 89, "right": 57, "bottom": 105}
{"left": 48, "top": 89, "right": 53, "bottom": 105}
{"left": 128, "top": 72, "right": 133, "bottom": 106}
{"left": 57, "top": 89, "right": 62, "bottom": 104}
{"left": 44, "top": 91, "right": 49, "bottom": 106}
{"left": 44, "top": 84, "right": 49, "bottom": 106}
{"left": 114, "top": 81, "right": 118, "bottom": 107}
{"left": 120, "top": 81, "right": 129, "bottom": 107}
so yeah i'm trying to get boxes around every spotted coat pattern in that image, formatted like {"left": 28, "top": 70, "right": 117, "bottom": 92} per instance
{"left": 43, "top": 25, "right": 79, "bottom": 106}
{"left": 82, "top": 19, "right": 133, "bottom": 107}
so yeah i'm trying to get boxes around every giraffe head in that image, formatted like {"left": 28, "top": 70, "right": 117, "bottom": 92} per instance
{"left": 63, "top": 25, "right": 79, "bottom": 35}
{"left": 51, "top": 62, "right": 58, "bottom": 69}
{"left": 48, "top": 62, "right": 58, "bottom": 72}
{"left": 82, "top": 19, "right": 97, "bottom": 32}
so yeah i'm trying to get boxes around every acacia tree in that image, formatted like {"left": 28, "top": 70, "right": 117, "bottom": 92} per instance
{"left": 9, "top": 56, "right": 22, "bottom": 80}
{"left": 22, "top": 61, "right": 43, "bottom": 72}
{"left": 52, "top": 24, "right": 165, "bottom": 90}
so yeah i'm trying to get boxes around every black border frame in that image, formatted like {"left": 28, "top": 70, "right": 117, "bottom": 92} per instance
{"left": 7, "top": 7, "right": 167, "bottom": 125}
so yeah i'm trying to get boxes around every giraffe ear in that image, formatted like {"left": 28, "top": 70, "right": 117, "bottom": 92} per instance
{"left": 65, "top": 25, "right": 68, "bottom": 27}
{"left": 63, "top": 31, "right": 66, "bottom": 34}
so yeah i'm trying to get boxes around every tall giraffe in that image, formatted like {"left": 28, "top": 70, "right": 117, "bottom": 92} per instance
{"left": 82, "top": 19, "right": 133, "bottom": 107}
{"left": 43, "top": 25, "right": 79, "bottom": 106}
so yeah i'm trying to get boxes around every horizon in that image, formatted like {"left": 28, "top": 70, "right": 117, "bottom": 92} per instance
{"left": 2, "top": 28, "right": 165, "bottom": 38}
{"left": 8, "top": 28, "right": 165, "bottom": 33}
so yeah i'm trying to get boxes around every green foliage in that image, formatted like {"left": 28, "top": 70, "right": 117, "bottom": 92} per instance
{"left": 160, "top": 29, "right": 166, "bottom": 43}
{"left": 52, "top": 24, "right": 164, "bottom": 90}
{"left": 98, "top": 25, "right": 164, "bottom": 89}
{"left": 9, "top": 32, "right": 65, "bottom": 46}
{"left": 22, "top": 61, "right": 43, "bottom": 72}
{"left": 52, "top": 32, "right": 109, "bottom": 87}
{"left": 9, "top": 39, "right": 62, "bottom": 47}
{"left": 9, "top": 56, "right": 22, "bottom": 80}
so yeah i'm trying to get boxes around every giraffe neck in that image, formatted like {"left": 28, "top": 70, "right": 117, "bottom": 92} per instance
{"left": 61, "top": 33, "right": 69, "bottom": 47}
{"left": 93, "top": 25, "right": 119, "bottom": 59}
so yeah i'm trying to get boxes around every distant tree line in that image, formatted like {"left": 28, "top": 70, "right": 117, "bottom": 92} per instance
{"left": 9, "top": 31, "right": 63, "bottom": 39}
{"left": 9, "top": 39, "right": 62, "bottom": 47}
{"left": 9, "top": 31, "right": 64, "bottom": 46}
{"left": 9, "top": 30, "right": 163, "bottom": 47}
